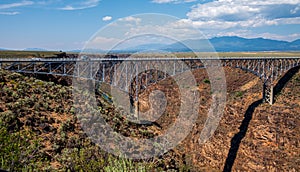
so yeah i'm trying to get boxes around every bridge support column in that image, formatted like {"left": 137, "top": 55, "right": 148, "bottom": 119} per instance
{"left": 134, "top": 100, "right": 139, "bottom": 121}
{"left": 269, "top": 86, "right": 274, "bottom": 105}
{"left": 263, "top": 83, "right": 266, "bottom": 102}
{"left": 263, "top": 83, "right": 274, "bottom": 105}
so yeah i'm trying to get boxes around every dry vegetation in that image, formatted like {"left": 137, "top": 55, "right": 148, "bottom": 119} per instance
{"left": 0, "top": 50, "right": 64, "bottom": 59}
{"left": 0, "top": 62, "right": 299, "bottom": 171}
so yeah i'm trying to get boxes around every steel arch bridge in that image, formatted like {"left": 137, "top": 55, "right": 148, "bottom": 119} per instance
{"left": 0, "top": 57, "right": 300, "bottom": 105}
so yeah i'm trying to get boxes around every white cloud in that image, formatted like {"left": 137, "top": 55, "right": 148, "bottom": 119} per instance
{"left": 0, "top": 1, "right": 34, "bottom": 9}
{"left": 291, "top": 5, "right": 300, "bottom": 14}
{"left": 0, "top": 1, "right": 34, "bottom": 15}
{"left": 150, "top": 0, "right": 300, "bottom": 41}
{"left": 277, "top": 17, "right": 300, "bottom": 25}
{"left": 59, "top": 0, "right": 100, "bottom": 10}
{"left": 119, "top": 16, "right": 141, "bottom": 23}
{"left": 254, "top": 33, "right": 300, "bottom": 42}
{"left": 59, "top": 5, "right": 76, "bottom": 10}
{"left": 187, "top": 0, "right": 300, "bottom": 29}
{"left": 152, "top": 0, "right": 196, "bottom": 4}
{"left": 187, "top": 0, "right": 300, "bottom": 21}
{"left": 121, "top": 21, "right": 205, "bottom": 41}
{"left": 185, "top": 15, "right": 300, "bottom": 29}
{"left": 0, "top": 11, "right": 20, "bottom": 15}
{"left": 85, "top": 14, "right": 209, "bottom": 51}
{"left": 216, "top": 31, "right": 300, "bottom": 42}
{"left": 86, "top": 36, "right": 121, "bottom": 50}
{"left": 102, "top": 16, "right": 112, "bottom": 21}
{"left": 83, "top": 0, "right": 100, "bottom": 6}
{"left": 188, "top": 3, "right": 259, "bottom": 21}
{"left": 180, "top": 16, "right": 300, "bottom": 41}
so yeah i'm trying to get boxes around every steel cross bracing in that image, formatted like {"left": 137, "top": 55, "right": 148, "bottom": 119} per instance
{"left": 0, "top": 57, "right": 300, "bottom": 105}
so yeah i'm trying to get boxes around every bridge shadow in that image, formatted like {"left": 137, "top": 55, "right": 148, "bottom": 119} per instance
{"left": 223, "top": 66, "right": 300, "bottom": 171}
{"left": 273, "top": 66, "right": 300, "bottom": 104}
{"left": 223, "top": 99, "right": 263, "bottom": 172}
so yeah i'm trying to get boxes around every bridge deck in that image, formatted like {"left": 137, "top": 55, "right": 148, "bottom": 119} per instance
{"left": 0, "top": 56, "right": 300, "bottom": 62}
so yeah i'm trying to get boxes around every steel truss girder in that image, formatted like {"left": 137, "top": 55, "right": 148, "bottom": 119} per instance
{"left": 1, "top": 57, "right": 299, "bottom": 105}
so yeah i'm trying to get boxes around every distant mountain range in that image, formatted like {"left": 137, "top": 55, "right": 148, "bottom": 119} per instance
{"left": 23, "top": 48, "right": 48, "bottom": 51}
{"left": 209, "top": 36, "right": 300, "bottom": 52}
{"left": 2, "top": 36, "right": 300, "bottom": 53}
{"left": 134, "top": 36, "right": 300, "bottom": 52}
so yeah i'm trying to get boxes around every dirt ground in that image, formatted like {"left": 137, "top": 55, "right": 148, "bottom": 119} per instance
{"left": 143, "top": 67, "right": 300, "bottom": 171}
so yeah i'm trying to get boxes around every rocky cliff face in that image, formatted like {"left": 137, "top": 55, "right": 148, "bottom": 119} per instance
{"left": 154, "top": 67, "right": 300, "bottom": 171}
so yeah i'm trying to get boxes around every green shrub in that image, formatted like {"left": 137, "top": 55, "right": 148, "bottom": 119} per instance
{"left": 235, "top": 91, "right": 244, "bottom": 98}
{"left": 57, "top": 147, "right": 154, "bottom": 172}
{"left": 34, "top": 80, "right": 44, "bottom": 86}
{"left": 0, "top": 128, "right": 44, "bottom": 171}
{"left": 203, "top": 79, "right": 210, "bottom": 84}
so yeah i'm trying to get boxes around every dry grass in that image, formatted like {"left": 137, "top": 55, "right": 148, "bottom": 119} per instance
{"left": 0, "top": 50, "right": 62, "bottom": 58}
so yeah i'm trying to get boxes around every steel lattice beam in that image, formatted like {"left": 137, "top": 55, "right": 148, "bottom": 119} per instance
{"left": 1, "top": 57, "right": 299, "bottom": 105}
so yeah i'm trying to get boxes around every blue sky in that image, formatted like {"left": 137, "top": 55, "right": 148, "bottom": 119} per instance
{"left": 0, "top": 0, "right": 300, "bottom": 50}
